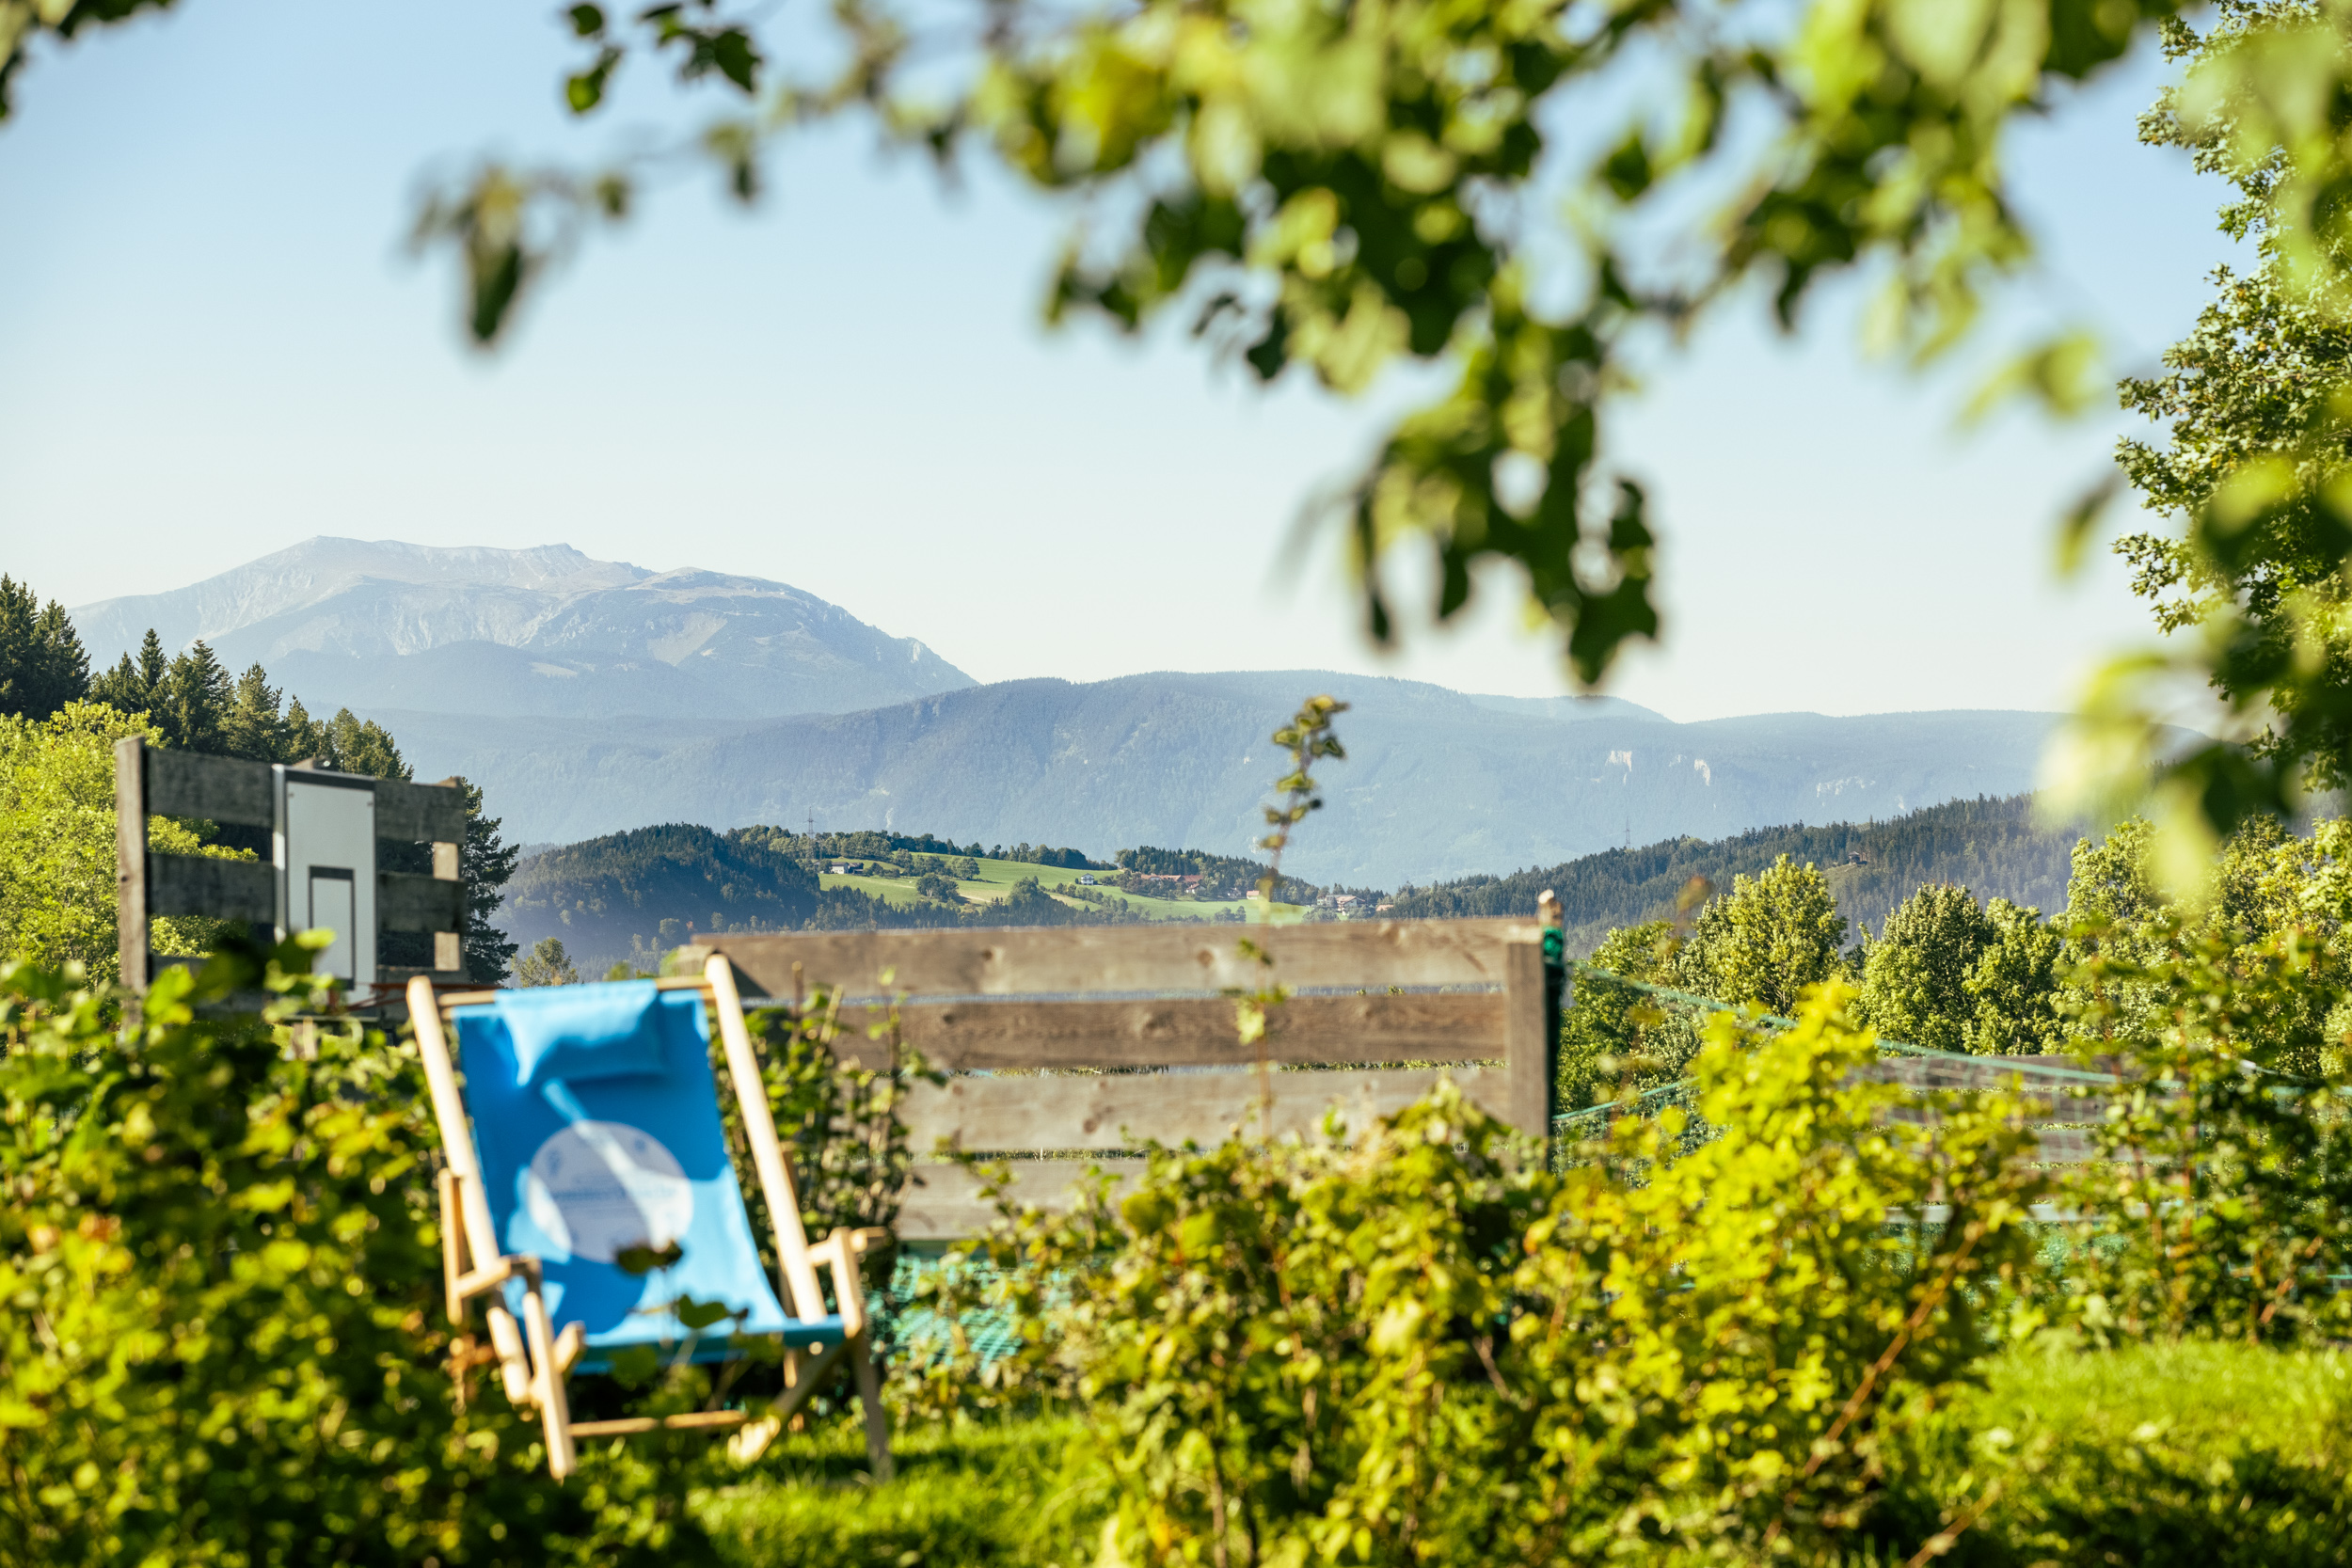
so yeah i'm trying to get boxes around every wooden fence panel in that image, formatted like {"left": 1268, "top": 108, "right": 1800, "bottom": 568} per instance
{"left": 901, "top": 1065, "right": 1503, "bottom": 1154}
{"left": 706, "top": 920, "right": 1559, "bottom": 1235}
{"left": 146, "top": 853, "right": 275, "bottom": 923}
{"left": 374, "top": 778, "right": 469, "bottom": 843}
{"left": 378, "top": 872, "right": 467, "bottom": 933}
{"left": 826, "top": 991, "right": 1505, "bottom": 1072}
{"left": 898, "top": 1160, "right": 1145, "bottom": 1241}
{"left": 144, "top": 750, "right": 275, "bottom": 827}
{"left": 702, "top": 919, "right": 1546, "bottom": 1001}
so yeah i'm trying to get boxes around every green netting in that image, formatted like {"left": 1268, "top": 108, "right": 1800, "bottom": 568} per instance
{"left": 872, "top": 1249, "right": 1025, "bottom": 1368}
{"left": 1551, "top": 958, "right": 2130, "bottom": 1163}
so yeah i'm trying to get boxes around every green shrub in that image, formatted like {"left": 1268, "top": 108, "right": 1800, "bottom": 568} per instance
{"left": 922, "top": 987, "right": 2049, "bottom": 1565}
{"left": 0, "top": 951, "right": 723, "bottom": 1567}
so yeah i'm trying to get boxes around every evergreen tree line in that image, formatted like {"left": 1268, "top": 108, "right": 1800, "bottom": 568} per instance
{"left": 1391, "top": 793, "right": 2077, "bottom": 953}
{"left": 1559, "top": 813, "right": 2352, "bottom": 1109}
{"left": 0, "top": 577, "right": 517, "bottom": 981}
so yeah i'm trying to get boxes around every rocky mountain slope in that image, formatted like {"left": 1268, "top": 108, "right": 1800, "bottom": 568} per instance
{"left": 71, "top": 537, "right": 973, "bottom": 719}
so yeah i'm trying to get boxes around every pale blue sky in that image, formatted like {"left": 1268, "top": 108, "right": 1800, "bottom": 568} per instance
{"left": 0, "top": 2, "right": 2238, "bottom": 721}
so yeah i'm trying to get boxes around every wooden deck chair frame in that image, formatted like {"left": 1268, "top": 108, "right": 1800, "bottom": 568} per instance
{"left": 405, "top": 954, "right": 894, "bottom": 1481}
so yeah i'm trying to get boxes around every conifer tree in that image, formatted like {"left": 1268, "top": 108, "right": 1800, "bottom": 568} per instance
{"left": 135, "top": 627, "right": 167, "bottom": 698}
{"left": 159, "top": 641, "right": 232, "bottom": 752}
{"left": 317, "top": 709, "right": 407, "bottom": 780}
{"left": 219, "top": 663, "right": 289, "bottom": 762}
{"left": 92, "top": 627, "right": 171, "bottom": 719}
{"left": 459, "top": 780, "right": 520, "bottom": 983}
{"left": 281, "top": 696, "right": 325, "bottom": 762}
{"left": 0, "top": 576, "right": 90, "bottom": 721}
{"left": 87, "top": 655, "right": 142, "bottom": 716}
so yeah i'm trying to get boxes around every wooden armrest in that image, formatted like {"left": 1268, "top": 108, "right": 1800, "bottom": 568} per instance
{"left": 453, "top": 1254, "right": 539, "bottom": 1304}
{"left": 804, "top": 1231, "right": 868, "bottom": 1339}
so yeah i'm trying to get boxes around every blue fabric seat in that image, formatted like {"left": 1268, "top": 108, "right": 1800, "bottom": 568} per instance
{"left": 452, "top": 980, "right": 846, "bottom": 1370}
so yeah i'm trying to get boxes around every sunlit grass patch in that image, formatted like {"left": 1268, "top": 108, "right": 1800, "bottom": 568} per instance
{"left": 702, "top": 1416, "right": 1101, "bottom": 1567}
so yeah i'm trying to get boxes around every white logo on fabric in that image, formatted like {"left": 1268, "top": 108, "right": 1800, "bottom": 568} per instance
{"left": 523, "top": 1121, "right": 695, "bottom": 1265}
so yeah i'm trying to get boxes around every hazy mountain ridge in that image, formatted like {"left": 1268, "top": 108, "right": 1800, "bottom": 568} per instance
{"left": 71, "top": 537, "right": 973, "bottom": 719}
{"left": 374, "top": 670, "right": 2072, "bottom": 888}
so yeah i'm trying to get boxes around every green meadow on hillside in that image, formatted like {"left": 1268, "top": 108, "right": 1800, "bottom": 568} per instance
{"left": 817, "top": 854, "right": 1257, "bottom": 921}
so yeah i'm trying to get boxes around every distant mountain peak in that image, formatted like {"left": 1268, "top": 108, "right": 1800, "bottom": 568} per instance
{"left": 70, "top": 537, "right": 975, "bottom": 721}
{"left": 277, "top": 537, "right": 652, "bottom": 592}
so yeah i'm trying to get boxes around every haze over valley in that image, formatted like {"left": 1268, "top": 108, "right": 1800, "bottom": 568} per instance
{"left": 71, "top": 539, "right": 2087, "bottom": 889}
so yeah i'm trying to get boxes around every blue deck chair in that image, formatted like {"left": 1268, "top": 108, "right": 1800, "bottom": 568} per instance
{"left": 405, "top": 956, "right": 891, "bottom": 1481}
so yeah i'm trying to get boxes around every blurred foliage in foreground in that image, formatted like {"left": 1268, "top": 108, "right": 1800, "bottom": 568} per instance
{"left": 6, "top": 914, "right": 2352, "bottom": 1562}
{"left": 0, "top": 948, "right": 750, "bottom": 1567}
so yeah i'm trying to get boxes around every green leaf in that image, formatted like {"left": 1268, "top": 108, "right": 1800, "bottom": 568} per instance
{"left": 615, "top": 1238, "right": 686, "bottom": 1275}
{"left": 566, "top": 47, "right": 621, "bottom": 114}
{"left": 675, "top": 1294, "right": 739, "bottom": 1331}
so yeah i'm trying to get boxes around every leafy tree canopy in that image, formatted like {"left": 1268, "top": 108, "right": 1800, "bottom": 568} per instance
{"left": 0, "top": 702, "right": 247, "bottom": 983}
{"left": 0, "top": 0, "right": 2176, "bottom": 678}
{"left": 22, "top": 4, "right": 2352, "bottom": 843}
{"left": 1678, "top": 855, "right": 1848, "bottom": 1017}
{"left": 1856, "top": 883, "right": 1999, "bottom": 1053}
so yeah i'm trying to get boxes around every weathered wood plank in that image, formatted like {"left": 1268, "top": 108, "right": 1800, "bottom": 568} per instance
{"left": 382, "top": 963, "right": 472, "bottom": 988}
{"left": 826, "top": 991, "right": 1505, "bottom": 1071}
{"left": 902, "top": 1065, "right": 1502, "bottom": 1153}
{"left": 704, "top": 918, "right": 1547, "bottom": 1001}
{"left": 116, "top": 737, "right": 149, "bottom": 992}
{"left": 1500, "top": 938, "right": 1549, "bottom": 1139}
{"left": 145, "top": 748, "right": 277, "bottom": 827}
{"left": 898, "top": 1160, "right": 1145, "bottom": 1241}
{"left": 376, "top": 778, "right": 469, "bottom": 843}
{"left": 379, "top": 872, "right": 467, "bottom": 933}
{"left": 146, "top": 852, "right": 274, "bottom": 923}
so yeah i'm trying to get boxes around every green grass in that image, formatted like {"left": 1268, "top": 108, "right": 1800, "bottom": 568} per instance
{"left": 818, "top": 856, "right": 1283, "bottom": 923}
{"left": 1883, "top": 1338, "right": 2352, "bottom": 1566}
{"left": 702, "top": 1343, "right": 2352, "bottom": 1568}
{"left": 701, "top": 1416, "right": 1103, "bottom": 1567}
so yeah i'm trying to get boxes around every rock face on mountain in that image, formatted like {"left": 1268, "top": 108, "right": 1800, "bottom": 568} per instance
{"left": 370, "top": 669, "right": 2067, "bottom": 888}
{"left": 71, "top": 537, "right": 974, "bottom": 719}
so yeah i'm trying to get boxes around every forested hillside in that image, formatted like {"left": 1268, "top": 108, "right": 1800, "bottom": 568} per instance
{"left": 501, "top": 825, "right": 828, "bottom": 973}
{"left": 1390, "top": 794, "right": 2079, "bottom": 954}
